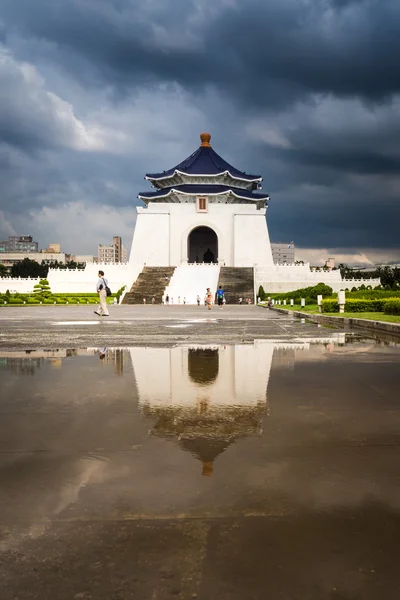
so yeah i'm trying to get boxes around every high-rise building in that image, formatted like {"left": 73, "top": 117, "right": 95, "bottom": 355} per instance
{"left": 271, "top": 242, "right": 295, "bottom": 264}
{"left": 0, "top": 235, "right": 39, "bottom": 253}
{"left": 113, "top": 236, "right": 122, "bottom": 263}
{"left": 98, "top": 236, "right": 123, "bottom": 263}
{"left": 98, "top": 244, "right": 115, "bottom": 263}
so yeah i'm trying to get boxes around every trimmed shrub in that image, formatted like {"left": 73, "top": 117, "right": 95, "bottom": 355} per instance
{"left": 258, "top": 285, "right": 267, "bottom": 301}
{"left": 55, "top": 298, "right": 67, "bottom": 304}
{"left": 384, "top": 300, "right": 400, "bottom": 315}
{"left": 322, "top": 298, "right": 399, "bottom": 313}
{"left": 66, "top": 298, "right": 78, "bottom": 304}
{"left": 7, "top": 298, "right": 24, "bottom": 305}
{"left": 322, "top": 299, "right": 339, "bottom": 312}
{"left": 268, "top": 283, "right": 333, "bottom": 302}
{"left": 27, "top": 298, "right": 40, "bottom": 304}
{"left": 42, "top": 298, "right": 54, "bottom": 304}
{"left": 53, "top": 293, "right": 99, "bottom": 297}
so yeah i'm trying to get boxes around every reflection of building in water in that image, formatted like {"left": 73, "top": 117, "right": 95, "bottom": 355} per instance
{"left": 130, "top": 342, "right": 275, "bottom": 476}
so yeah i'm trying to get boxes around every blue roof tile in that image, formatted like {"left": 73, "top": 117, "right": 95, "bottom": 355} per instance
{"left": 146, "top": 135, "right": 261, "bottom": 181}
{"left": 138, "top": 184, "right": 269, "bottom": 201}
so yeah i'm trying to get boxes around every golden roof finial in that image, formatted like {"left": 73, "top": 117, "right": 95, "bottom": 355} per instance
{"left": 200, "top": 132, "right": 211, "bottom": 147}
{"left": 202, "top": 460, "right": 214, "bottom": 477}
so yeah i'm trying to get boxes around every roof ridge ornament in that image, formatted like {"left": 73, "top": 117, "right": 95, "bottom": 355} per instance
{"left": 200, "top": 132, "right": 211, "bottom": 147}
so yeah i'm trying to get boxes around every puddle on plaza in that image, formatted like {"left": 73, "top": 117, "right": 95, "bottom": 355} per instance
{"left": 1, "top": 333, "right": 400, "bottom": 533}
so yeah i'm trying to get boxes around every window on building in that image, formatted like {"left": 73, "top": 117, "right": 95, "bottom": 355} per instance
{"left": 196, "top": 197, "right": 208, "bottom": 212}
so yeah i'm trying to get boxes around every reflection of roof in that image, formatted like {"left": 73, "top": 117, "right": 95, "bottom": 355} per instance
{"left": 138, "top": 184, "right": 269, "bottom": 202}
{"left": 146, "top": 134, "right": 261, "bottom": 183}
{"left": 142, "top": 403, "right": 267, "bottom": 476}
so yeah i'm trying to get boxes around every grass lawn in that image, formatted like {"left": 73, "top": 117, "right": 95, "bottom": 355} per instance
{"left": 260, "top": 304, "right": 400, "bottom": 323}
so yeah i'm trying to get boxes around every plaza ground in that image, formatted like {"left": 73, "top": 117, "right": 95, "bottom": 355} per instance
{"left": 1, "top": 306, "right": 400, "bottom": 599}
{"left": 0, "top": 304, "right": 348, "bottom": 349}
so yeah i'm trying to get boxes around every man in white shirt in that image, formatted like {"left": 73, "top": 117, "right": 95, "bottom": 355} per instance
{"left": 94, "top": 270, "right": 109, "bottom": 316}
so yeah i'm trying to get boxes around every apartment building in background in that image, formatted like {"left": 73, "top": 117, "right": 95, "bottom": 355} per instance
{"left": 98, "top": 236, "right": 124, "bottom": 263}
{"left": 271, "top": 242, "right": 295, "bottom": 264}
{"left": 0, "top": 235, "right": 39, "bottom": 253}
{"left": 44, "top": 243, "right": 61, "bottom": 253}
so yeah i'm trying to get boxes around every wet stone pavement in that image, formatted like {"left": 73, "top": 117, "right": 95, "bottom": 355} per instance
{"left": 0, "top": 304, "right": 355, "bottom": 348}
{"left": 0, "top": 307, "right": 400, "bottom": 599}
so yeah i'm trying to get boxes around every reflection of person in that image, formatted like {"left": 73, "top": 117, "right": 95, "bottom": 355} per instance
{"left": 94, "top": 270, "right": 109, "bottom": 317}
{"left": 98, "top": 347, "right": 107, "bottom": 360}
{"left": 205, "top": 288, "right": 213, "bottom": 310}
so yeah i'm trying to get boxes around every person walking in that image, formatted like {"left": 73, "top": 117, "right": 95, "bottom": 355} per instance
{"left": 216, "top": 285, "right": 224, "bottom": 308}
{"left": 94, "top": 270, "right": 109, "bottom": 317}
{"left": 165, "top": 294, "right": 170, "bottom": 305}
{"left": 196, "top": 294, "right": 201, "bottom": 306}
{"left": 205, "top": 288, "right": 213, "bottom": 310}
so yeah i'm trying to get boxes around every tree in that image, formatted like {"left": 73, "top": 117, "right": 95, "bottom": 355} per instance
{"left": 0, "top": 263, "right": 8, "bottom": 277}
{"left": 33, "top": 279, "right": 52, "bottom": 297}
{"left": 258, "top": 285, "right": 267, "bottom": 301}
{"left": 10, "top": 258, "right": 48, "bottom": 278}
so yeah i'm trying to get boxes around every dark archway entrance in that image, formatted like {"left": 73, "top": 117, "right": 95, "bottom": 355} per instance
{"left": 188, "top": 348, "right": 219, "bottom": 386}
{"left": 188, "top": 226, "right": 218, "bottom": 263}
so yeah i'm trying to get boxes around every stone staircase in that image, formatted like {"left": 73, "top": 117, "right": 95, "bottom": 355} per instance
{"left": 217, "top": 267, "right": 255, "bottom": 304}
{"left": 122, "top": 267, "right": 175, "bottom": 304}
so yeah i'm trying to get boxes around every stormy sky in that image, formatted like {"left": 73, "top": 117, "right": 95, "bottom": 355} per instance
{"left": 0, "top": 0, "right": 399, "bottom": 265}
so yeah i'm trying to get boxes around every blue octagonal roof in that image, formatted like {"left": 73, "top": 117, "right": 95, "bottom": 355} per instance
{"left": 138, "top": 184, "right": 269, "bottom": 202}
{"left": 146, "top": 133, "right": 261, "bottom": 183}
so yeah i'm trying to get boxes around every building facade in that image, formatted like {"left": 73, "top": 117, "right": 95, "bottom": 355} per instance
{"left": 130, "top": 132, "right": 273, "bottom": 267}
{"left": 98, "top": 244, "right": 115, "bottom": 263}
{"left": 44, "top": 243, "right": 61, "bottom": 253}
{"left": 0, "top": 236, "right": 38, "bottom": 253}
{"left": 271, "top": 243, "right": 295, "bottom": 264}
{"left": 98, "top": 236, "right": 124, "bottom": 263}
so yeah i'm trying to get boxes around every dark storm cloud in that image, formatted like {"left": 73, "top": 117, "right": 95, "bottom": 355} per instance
{"left": 3, "top": 0, "right": 400, "bottom": 107}
{"left": 0, "top": 0, "right": 399, "bottom": 256}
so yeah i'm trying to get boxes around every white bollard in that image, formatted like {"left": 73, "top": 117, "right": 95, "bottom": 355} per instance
{"left": 301, "top": 298, "right": 305, "bottom": 308}
{"left": 317, "top": 294, "right": 323, "bottom": 313}
{"left": 338, "top": 290, "right": 346, "bottom": 313}
{"left": 290, "top": 299, "right": 294, "bottom": 306}
{"left": 283, "top": 299, "right": 287, "bottom": 305}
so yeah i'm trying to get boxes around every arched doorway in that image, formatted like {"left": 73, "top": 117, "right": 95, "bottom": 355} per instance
{"left": 188, "top": 348, "right": 219, "bottom": 386}
{"left": 188, "top": 226, "right": 218, "bottom": 263}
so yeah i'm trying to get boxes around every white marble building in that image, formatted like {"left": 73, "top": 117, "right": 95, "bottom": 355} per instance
{"left": 0, "top": 133, "right": 380, "bottom": 297}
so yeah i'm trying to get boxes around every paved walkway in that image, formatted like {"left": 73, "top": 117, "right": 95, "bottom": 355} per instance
{"left": 0, "top": 305, "right": 346, "bottom": 348}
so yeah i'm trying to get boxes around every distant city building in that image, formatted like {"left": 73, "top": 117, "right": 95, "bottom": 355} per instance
{"left": 325, "top": 257, "right": 335, "bottom": 270}
{"left": 0, "top": 252, "right": 67, "bottom": 266}
{"left": 44, "top": 243, "right": 61, "bottom": 253}
{"left": 98, "top": 244, "right": 115, "bottom": 263}
{"left": 271, "top": 242, "right": 295, "bottom": 264}
{"left": 98, "top": 236, "right": 124, "bottom": 263}
{"left": 70, "top": 254, "right": 96, "bottom": 264}
{"left": 122, "top": 245, "right": 129, "bottom": 263}
{"left": 113, "top": 236, "right": 122, "bottom": 263}
{"left": 0, "top": 235, "right": 38, "bottom": 253}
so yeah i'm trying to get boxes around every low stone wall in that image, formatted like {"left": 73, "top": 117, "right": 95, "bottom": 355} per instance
{"left": 271, "top": 307, "right": 400, "bottom": 338}
{"left": 0, "top": 263, "right": 143, "bottom": 294}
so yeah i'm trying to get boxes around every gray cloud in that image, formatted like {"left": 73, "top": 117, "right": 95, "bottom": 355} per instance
{"left": 0, "top": 0, "right": 399, "bottom": 258}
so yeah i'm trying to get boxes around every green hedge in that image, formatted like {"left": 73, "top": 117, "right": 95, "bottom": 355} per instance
{"left": 384, "top": 300, "right": 400, "bottom": 315}
{"left": 322, "top": 298, "right": 400, "bottom": 313}
{"left": 268, "top": 283, "right": 333, "bottom": 302}
{"left": 327, "top": 290, "right": 400, "bottom": 300}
